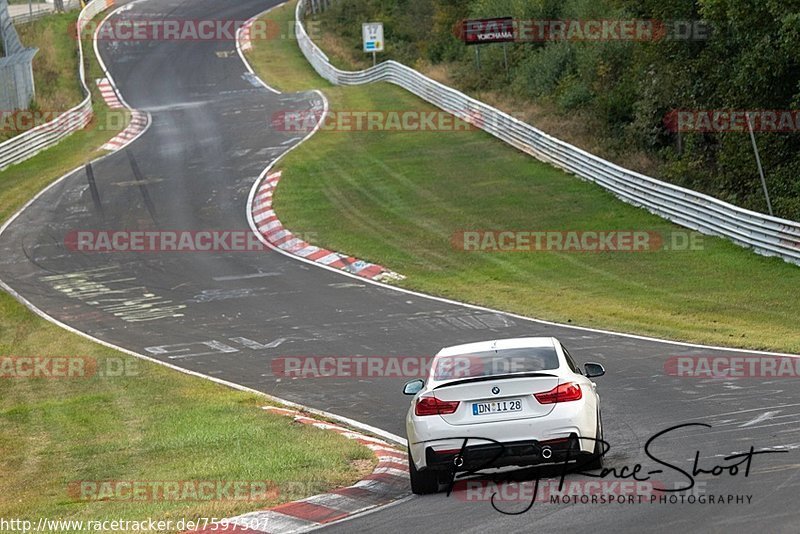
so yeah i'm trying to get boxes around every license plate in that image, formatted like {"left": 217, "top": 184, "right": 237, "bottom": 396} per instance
{"left": 472, "top": 398, "right": 523, "bottom": 416}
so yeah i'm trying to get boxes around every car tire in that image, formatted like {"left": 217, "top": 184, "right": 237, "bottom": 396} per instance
{"left": 408, "top": 447, "right": 440, "bottom": 494}
{"left": 581, "top": 411, "right": 604, "bottom": 470}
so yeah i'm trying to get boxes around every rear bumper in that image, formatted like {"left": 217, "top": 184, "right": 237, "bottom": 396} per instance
{"left": 424, "top": 436, "right": 581, "bottom": 471}
{"left": 407, "top": 400, "right": 598, "bottom": 471}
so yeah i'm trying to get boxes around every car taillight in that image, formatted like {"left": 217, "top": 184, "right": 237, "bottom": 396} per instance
{"left": 415, "top": 395, "right": 460, "bottom": 416}
{"left": 534, "top": 382, "right": 582, "bottom": 404}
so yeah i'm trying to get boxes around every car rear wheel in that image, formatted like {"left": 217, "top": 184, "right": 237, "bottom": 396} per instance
{"left": 408, "top": 448, "right": 441, "bottom": 494}
{"left": 580, "top": 411, "right": 604, "bottom": 470}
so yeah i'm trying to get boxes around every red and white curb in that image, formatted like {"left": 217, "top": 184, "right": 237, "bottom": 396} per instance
{"left": 252, "top": 170, "right": 405, "bottom": 282}
{"left": 189, "top": 407, "right": 410, "bottom": 533}
{"left": 96, "top": 77, "right": 122, "bottom": 108}
{"left": 95, "top": 77, "right": 148, "bottom": 151}
{"left": 240, "top": 18, "right": 255, "bottom": 52}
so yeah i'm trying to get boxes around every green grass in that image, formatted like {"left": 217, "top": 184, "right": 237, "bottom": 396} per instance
{"left": 245, "top": 4, "right": 323, "bottom": 93}
{"left": 0, "top": 9, "right": 375, "bottom": 531}
{"left": 247, "top": 1, "right": 800, "bottom": 354}
{"left": 0, "top": 299, "right": 374, "bottom": 525}
{"left": 7, "top": 13, "right": 86, "bottom": 141}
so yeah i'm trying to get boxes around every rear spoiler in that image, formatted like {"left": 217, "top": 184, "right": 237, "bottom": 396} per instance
{"left": 433, "top": 372, "right": 557, "bottom": 390}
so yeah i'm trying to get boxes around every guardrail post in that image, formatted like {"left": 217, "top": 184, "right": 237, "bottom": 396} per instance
{"left": 746, "top": 112, "right": 773, "bottom": 217}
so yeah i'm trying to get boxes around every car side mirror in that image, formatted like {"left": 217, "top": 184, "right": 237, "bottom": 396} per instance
{"left": 584, "top": 362, "right": 605, "bottom": 378}
{"left": 403, "top": 379, "right": 424, "bottom": 395}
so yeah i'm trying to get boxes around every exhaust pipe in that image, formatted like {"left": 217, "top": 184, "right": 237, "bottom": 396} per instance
{"left": 453, "top": 455, "right": 465, "bottom": 468}
{"left": 541, "top": 447, "right": 553, "bottom": 460}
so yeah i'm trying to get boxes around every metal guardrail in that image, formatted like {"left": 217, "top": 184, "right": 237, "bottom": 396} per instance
{"left": 10, "top": 1, "right": 81, "bottom": 24}
{"left": 0, "top": 0, "right": 38, "bottom": 110}
{"left": 294, "top": 0, "right": 800, "bottom": 265}
{"left": 0, "top": 0, "right": 113, "bottom": 171}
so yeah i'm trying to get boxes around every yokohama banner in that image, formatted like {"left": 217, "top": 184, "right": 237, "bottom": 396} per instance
{"left": 460, "top": 17, "right": 514, "bottom": 45}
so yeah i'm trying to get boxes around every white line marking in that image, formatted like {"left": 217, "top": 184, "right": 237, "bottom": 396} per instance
{"left": 740, "top": 411, "right": 781, "bottom": 428}
{"left": 235, "top": 3, "right": 285, "bottom": 95}
{"left": 213, "top": 272, "right": 281, "bottom": 281}
{"left": 263, "top": 337, "right": 287, "bottom": 349}
{"left": 701, "top": 403, "right": 800, "bottom": 419}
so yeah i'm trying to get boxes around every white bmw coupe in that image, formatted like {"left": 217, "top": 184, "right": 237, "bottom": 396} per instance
{"left": 403, "top": 337, "right": 605, "bottom": 494}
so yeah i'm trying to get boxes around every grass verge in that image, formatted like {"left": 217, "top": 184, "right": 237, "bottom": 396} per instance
{"left": 1, "top": 8, "right": 130, "bottom": 220}
{"left": 18, "top": 12, "right": 84, "bottom": 111}
{"left": 0, "top": 298, "right": 374, "bottom": 526}
{"left": 248, "top": 1, "right": 800, "bottom": 354}
{"left": 4, "top": 12, "right": 85, "bottom": 142}
{"left": 1, "top": 8, "right": 375, "bottom": 531}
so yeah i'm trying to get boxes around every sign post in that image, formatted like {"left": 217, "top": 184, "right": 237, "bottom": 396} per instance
{"left": 503, "top": 42, "right": 509, "bottom": 78}
{"left": 362, "top": 22, "right": 384, "bottom": 66}
{"left": 746, "top": 112, "right": 774, "bottom": 216}
{"left": 460, "top": 17, "right": 514, "bottom": 74}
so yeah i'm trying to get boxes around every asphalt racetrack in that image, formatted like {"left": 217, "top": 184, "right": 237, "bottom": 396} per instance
{"left": 0, "top": 0, "right": 798, "bottom": 531}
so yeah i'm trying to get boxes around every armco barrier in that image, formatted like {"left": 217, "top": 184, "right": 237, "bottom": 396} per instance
{"left": 294, "top": 0, "right": 800, "bottom": 266}
{"left": 0, "top": 0, "right": 39, "bottom": 111}
{"left": 9, "top": 0, "right": 81, "bottom": 25}
{"left": 0, "top": 0, "right": 114, "bottom": 170}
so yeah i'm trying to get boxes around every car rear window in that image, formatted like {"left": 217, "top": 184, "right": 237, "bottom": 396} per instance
{"left": 432, "top": 347, "right": 559, "bottom": 381}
